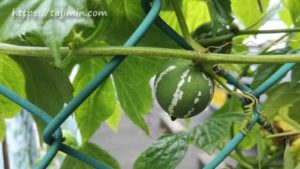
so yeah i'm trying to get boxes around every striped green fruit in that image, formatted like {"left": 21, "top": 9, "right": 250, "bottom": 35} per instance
{"left": 154, "top": 60, "right": 214, "bottom": 119}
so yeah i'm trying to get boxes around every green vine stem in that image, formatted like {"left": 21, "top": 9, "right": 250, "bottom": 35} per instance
{"left": 2, "top": 43, "right": 300, "bottom": 64}
{"left": 257, "top": 34, "right": 288, "bottom": 54}
{"left": 239, "top": 27, "right": 300, "bottom": 35}
{"left": 199, "top": 27, "right": 300, "bottom": 46}
{"left": 235, "top": 147, "right": 255, "bottom": 166}
{"left": 279, "top": 109, "right": 300, "bottom": 130}
{"left": 50, "top": 41, "right": 62, "bottom": 66}
{"left": 229, "top": 153, "right": 254, "bottom": 169}
{"left": 257, "top": 0, "right": 264, "bottom": 13}
{"left": 262, "top": 149, "right": 285, "bottom": 167}
{"left": 265, "top": 131, "right": 300, "bottom": 139}
{"left": 170, "top": 0, "right": 206, "bottom": 53}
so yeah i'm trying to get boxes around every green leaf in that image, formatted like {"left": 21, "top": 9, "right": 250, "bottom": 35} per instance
{"left": 92, "top": 0, "right": 209, "bottom": 47}
{"left": 252, "top": 48, "right": 292, "bottom": 88}
{"left": 251, "top": 64, "right": 282, "bottom": 89}
{"left": 231, "top": 36, "right": 249, "bottom": 54}
{"left": 90, "top": 0, "right": 178, "bottom": 47}
{"left": 105, "top": 105, "right": 121, "bottom": 132}
{"left": 291, "top": 64, "right": 300, "bottom": 87}
{"left": 190, "top": 120, "right": 231, "bottom": 154}
{"left": 282, "top": 0, "right": 300, "bottom": 26}
{"left": 62, "top": 130, "right": 79, "bottom": 148}
{"left": 0, "top": 55, "right": 26, "bottom": 118}
{"left": 277, "top": 105, "right": 300, "bottom": 131}
{"left": 113, "top": 57, "right": 166, "bottom": 135}
{"left": 61, "top": 142, "right": 120, "bottom": 169}
{"left": 0, "top": 0, "right": 93, "bottom": 61}
{"left": 211, "top": 96, "right": 245, "bottom": 122}
{"left": 74, "top": 59, "right": 116, "bottom": 142}
{"left": 206, "top": 0, "right": 233, "bottom": 35}
{"left": 288, "top": 102, "right": 300, "bottom": 124}
{"left": 190, "top": 97, "right": 244, "bottom": 154}
{"left": 290, "top": 34, "right": 300, "bottom": 49}
{"left": 235, "top": 125, "right": 258, "bottom": 150}
{"left": 12, "top": 57, "right": 73, "bottom": 130}
{"left": 0, "top": 1, "right": 30, "bottom": 40}
{"left": 0, "top": 117, "right": 5, "bottom": 141}
{"left": 256, "top": 129, "right": 266, "bottom": 168}
{"left": 134, "top": 134, "right": 188, "bottom": 169}
{"left": 0, "top": 54, "right": 25, "bottom": 141}
{"left": 160, "top": 0, "right": 211, "bottom": 34}
{"left": 264, "top": 82, "right": 300, "bottom": 118}
{"left": 280, "top": 7, "right": 293, "bottom": 27}
{"left": 231, "top": 0, "right": 270, "bottom": 28}
{"left": 161, "top": 0, "right": 182, "bottom": 11}
{"left": 284, "top": 143, "right": 295, "bottom": 169}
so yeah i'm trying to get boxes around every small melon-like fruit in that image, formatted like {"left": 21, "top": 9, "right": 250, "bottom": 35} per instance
{"left": 154, "top": 60, "right": 214, "bottom": 119}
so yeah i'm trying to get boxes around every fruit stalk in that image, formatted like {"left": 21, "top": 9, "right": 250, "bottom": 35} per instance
{"left": 170, "top": 0, "right": 206, "bottom": 53}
